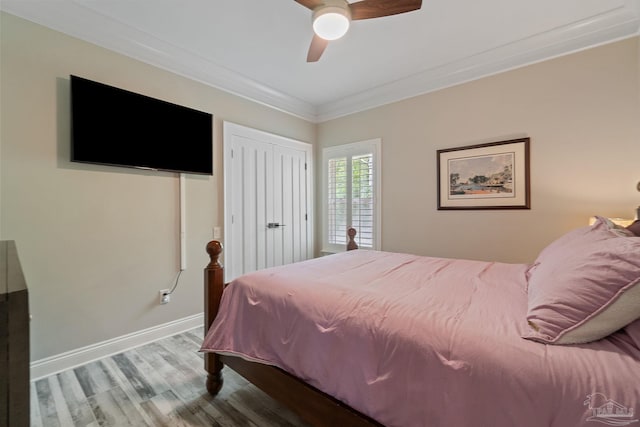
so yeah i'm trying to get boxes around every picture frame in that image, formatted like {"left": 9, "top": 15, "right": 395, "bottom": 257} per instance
{"left": 437, "top": 138, "right": 530, "bottom": 210}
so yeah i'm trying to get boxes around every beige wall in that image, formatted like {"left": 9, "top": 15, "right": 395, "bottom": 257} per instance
{"left": 0, "top": 12, "right": 315, "bottom": 360}
{"left": 2, "top": 10, "right": 639, "bottom": 362}
{"left": 317, "top": 37, "right": 640, "bottom": 264}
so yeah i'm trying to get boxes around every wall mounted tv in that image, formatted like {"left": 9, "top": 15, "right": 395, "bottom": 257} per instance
{"left": 70, "top": 75, "right": 213, "bottom": 175}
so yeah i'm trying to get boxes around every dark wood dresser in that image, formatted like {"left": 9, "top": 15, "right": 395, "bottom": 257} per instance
{"left": 1, "top": 241, "right": 30, "bottom": 427}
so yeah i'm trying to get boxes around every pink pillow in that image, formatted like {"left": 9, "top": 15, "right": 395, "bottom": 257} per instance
{"left": 524, "top": 216, "right": 640, "bottom": 344}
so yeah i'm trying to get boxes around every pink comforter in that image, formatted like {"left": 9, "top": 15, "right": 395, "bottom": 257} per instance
{"left": 201, "top": 250, "right": 640, "bottom": 427}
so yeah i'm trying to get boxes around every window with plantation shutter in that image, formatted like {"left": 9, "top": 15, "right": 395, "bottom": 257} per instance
{"left": 323, "top": 139, "right": 381, "bottom": 252}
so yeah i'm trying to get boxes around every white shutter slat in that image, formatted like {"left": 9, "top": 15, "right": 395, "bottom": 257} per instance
{"left": 328, "top": 157, "right": 347, "bottom": 245}
{"left": 351, "top": 154, "right": 374, "bottom": 248}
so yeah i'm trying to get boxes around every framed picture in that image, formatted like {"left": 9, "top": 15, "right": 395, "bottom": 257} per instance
{"left": 437, "top": 138, "right": 530, "bottom": 210}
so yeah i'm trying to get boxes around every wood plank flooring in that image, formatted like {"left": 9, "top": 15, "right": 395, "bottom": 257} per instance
{"left": 31, "top": 327, "right": 310, "bottom": 427}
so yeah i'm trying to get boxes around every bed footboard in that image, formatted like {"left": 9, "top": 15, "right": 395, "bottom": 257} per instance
{"left": 202, "top": 229, "right": 377, "bottom": 426}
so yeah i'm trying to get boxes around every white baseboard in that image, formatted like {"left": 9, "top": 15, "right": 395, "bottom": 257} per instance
{"left": 30, "top": 312, "right": 204, "bottom": 381}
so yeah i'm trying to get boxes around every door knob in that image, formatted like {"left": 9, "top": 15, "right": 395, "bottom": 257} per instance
{"left": 267, "top": 223, "right": 286, "bottom": 229}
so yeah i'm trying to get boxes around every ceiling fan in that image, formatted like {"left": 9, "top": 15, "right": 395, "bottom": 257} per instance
{"left": 295, "top": 0, "right": 423, "bottom": 62}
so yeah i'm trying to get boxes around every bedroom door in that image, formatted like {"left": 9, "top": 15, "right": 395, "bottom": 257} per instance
{"left": 223, "top": 122, "right": 313, "bottom": 282}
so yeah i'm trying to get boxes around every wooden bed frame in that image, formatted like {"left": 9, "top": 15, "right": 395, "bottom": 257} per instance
{"left": 203, "top": 229, "right": 383, "bottom": 427}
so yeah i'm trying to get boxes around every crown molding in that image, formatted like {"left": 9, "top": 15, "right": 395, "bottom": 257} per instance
{"left": 2, "top": 1, "right": 639, "bottom": 123}
{"left": 0, "top": 1, "right": 319, "bottom": 121}
{"left": 315, "top": 1, "right": 640, "bottom": 122}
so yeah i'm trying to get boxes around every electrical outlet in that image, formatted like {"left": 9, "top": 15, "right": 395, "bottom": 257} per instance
{"left": 159, "top": 289, "right": 171, "bottom": 305}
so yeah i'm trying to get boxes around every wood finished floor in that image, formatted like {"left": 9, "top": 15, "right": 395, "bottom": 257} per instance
{"left": 31, "top": 327, "right": 310, "bottom": 427}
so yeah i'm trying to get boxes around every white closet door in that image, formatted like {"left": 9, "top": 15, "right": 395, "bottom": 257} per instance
{"left": 224, "top": 122, "right": 313, "bottom": 282}
{"left": 273, "top": 144, "right": 309, "bottom": 266}
{"left": 227, "top": 135, "right": 273, "bottom": 280}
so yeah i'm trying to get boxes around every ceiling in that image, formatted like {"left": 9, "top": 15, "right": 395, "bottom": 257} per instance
{"left": 2, "top": 0, "right": 639, "bottom": 122}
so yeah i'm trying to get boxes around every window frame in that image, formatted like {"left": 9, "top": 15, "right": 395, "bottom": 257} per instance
{"left": 321, "top": 139, "right": 381, "bottom": 253}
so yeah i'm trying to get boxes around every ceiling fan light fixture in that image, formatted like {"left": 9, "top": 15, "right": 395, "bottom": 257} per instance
{"left": 312, "top": 6, "right": 351, "bottom": 41}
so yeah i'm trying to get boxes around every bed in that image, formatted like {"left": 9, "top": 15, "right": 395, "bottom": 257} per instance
{"left": 201, "top": 219, "right": 640, "bottom": 427}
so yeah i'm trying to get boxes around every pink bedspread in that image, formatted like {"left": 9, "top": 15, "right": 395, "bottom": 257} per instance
{"left": 201, "top": 250, "right": 640, "bottom": 427}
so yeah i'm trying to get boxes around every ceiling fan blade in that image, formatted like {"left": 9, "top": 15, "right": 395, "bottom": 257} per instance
{"left": 307, "top": 34, "right": 329, "bottom": 62}
{"left": 294, "top": 0, "right": 324, "bottom": 10}
{"left": 350, "top": 0, "right": 422, "bottom": 20}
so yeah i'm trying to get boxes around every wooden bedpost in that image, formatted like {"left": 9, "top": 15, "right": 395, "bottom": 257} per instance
{"left": 204, "top": 240, "right": 224, "bottom": 395}
{"left": 347, "top": 227, "right": 358, "bottom": 251}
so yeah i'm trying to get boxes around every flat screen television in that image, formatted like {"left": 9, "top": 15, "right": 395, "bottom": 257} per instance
{"left": 70, "top": 75, "right": 213, "bottom": 175}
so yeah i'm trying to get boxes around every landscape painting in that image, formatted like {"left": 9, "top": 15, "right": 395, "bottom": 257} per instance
{"left": 448, "top": 153, "right": 514, "bottom": 197}
{"left": 437, "top": 138, "right": 530, "bottom": 210}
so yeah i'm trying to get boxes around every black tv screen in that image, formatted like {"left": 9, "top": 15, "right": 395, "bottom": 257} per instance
{"left": 70, "top": 75, "right": 213, "bottom": 175}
